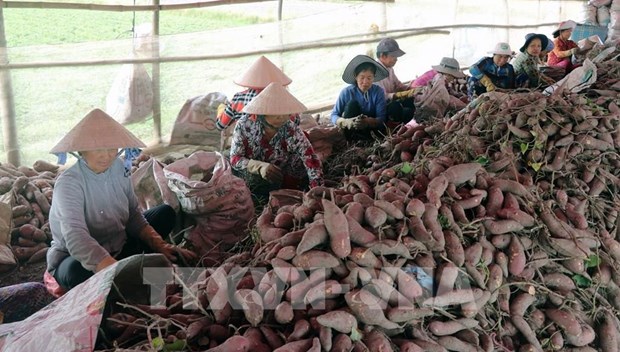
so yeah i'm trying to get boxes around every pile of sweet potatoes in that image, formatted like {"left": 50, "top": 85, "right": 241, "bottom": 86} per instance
{"left": 96, "top": 57, "right": 620, "bottom": 351}
{"left": 0, "top": 160, "right": 57, "bottom": 268}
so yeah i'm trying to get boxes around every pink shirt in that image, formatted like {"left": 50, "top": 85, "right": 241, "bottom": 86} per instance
{"left": 410, "top": 69, "right": 437, "bottom": 88}
{"left": 375, "top": 65, "right": 408, "bottom": 100}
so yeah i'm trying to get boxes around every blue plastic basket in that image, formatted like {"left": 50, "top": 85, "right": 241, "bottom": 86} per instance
{"left": 571, "top": 23, "right": 608, "bottom": 42}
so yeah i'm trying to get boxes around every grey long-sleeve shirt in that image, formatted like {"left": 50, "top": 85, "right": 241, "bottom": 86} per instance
{"left": 46, "top": 158, "right": 148, "bottom": 273}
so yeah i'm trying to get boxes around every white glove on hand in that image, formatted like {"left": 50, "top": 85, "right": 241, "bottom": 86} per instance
{"left": 247, "top": 160, "right": 283, "bottom": 183}
{"left": 336, "top": 117, "right": 363, "bottom": 130}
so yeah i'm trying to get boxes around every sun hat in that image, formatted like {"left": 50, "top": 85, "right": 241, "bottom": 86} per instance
{"left": 376, "top": 37, "right": 406, "bottom": 57}
{"left": 552, "top": 20, "right": 577, "bottom": 38}
{"left": 432, "top": 57, "right": 465, "bottom": 78}
{"left": 520, "top": 33, "right": 550, "bottom": 53}
{"left": 341, "top": 54, "right": 389, "bottom": 84}
{"left": 545, "top": 38, "right": 554, "bottom": 51}
{"left": 242, "top": 82, "right": 307, "bottom": 116}
{"left": 233, "top": 55, "right": 292, "bottom": 89}
{"left": 488, "top": 42, "right": 516, "bottom": 56}
{"left": 50, "top": 108, "right": 146, "bottom": 154}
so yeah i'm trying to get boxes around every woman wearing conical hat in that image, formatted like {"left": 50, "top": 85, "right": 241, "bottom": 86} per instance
{"left": 230, "top": 83, "right": 323, "bottom": 199}
{"left": 215, "top": 55, "right": 297, "bottom": 132}
{"left": 45, "top": 109, "right": 196, "bottom": 291}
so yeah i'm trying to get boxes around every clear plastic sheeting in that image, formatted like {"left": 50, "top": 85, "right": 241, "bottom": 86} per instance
{"left": 0, "top": 0, "right": 584, "bottom": 165}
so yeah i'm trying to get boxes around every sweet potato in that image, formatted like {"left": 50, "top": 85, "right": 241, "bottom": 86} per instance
{"left": 12, "top": 243, "right": 47, "bottom": 261}
{"left": 374, "top": 199, "right": 404, "bottom": 220}
{"left": 287, "top": 319, "right": 311, "bottom": 342}
{"left": 205, "top": 267, "right": 233, "bottom": 324}
{"left": 443, "top": 230, "right": 465, "bottom": 267}
{"left": 271, "top": 258, "right": 301, "bottom": 284}
{"left": 426, "top": 174, "right": 448, "bottom": 208}
{"left": 405, "top": 198, "right": 425, "bottom": 218}
{"left": 483, "top": 219, "right": 524, "bottom": 235}
{"left": 507, "top": 235, "right": 526, "bottom": 276}
{"left": 365, "top": 278, "right": 413, "bottom": 308}
{"left": 304, "top": 280, "right": 347, "bottom": 306}
{"left": 347, "top": 247, "right": 380, "bottom": 268}
{"left": 345, "top": 201, "right": 366, "bottom": 224}
{"left": 292, "top": 250, "right": 340, "bottom": 269}
{"left": 545, "top": 308, "right": 582, "bottom": 336}
{"left": 33, "top": 190, "right": 51, "bottom": 214}
{"left": 273, "top": 212, "right": 295, "bottom": 229}
{"left": 276, "top": 246, "right": 296, "bottom": 261}
{"left": 293, "top": 204, "right": 314, "bottom": 223}
{"left": 344, "top": 289, "right": 398, "bottom": 330}
{"left": 542, "top": 273, "right": 576, "bottom": 292}
{"left": 364, "top": 205, "right": 388, "bottom": 229}
{"left": 233, "top": 289, "right": 264, "bottom": 327}
{"left": 363, "top": 329, "right": 394, "bottom": 352}
{"left": 332, "top": 333, "right": 354, "bottom": 352}
{"left": 429, "top": 318, "right": 479, "bottom": 336}
{"left": 496, "top": 208, "right": 535, "bottom": 227}
{"left": 205, "top": 335, "right": 251, "bottom": 352}
{"left": 598, "top": 313, "right": 619, "bottom": 352}
{"left": 422, "top": 288, "right": 482, "bottom": 307}
{"left": 565, "top": 323, "right": 595, "bottom": 347}
{"left": 273, "top": 301, "right": 293, "bottom": 324}
{"left": 296, "top": 223, "right": 328, "bottom": 255}
{"left": 345, "top": 214, "right": 377, "bottom": 247}
{"left": 32, "top": 160, "right": 59, "bottom": 173}
{"left": 259, "top": 326, "right": 284, "bottom": 350}
{"left": 437, "top": 336, "right": 477, "bottom": 352}
{"left": 322, "top": 198, "right": 351, "bottom": 258}
{"left": 316, "top": 310, "right": 361, "bottom": 337}
{"left": 285, "top": 268, "right": 331, "bottom": 305}
{"left": 511, "top": 315, "right": 542, "bottom": 351}
{"left": 279, "top": 228, "right": 306, "bottom": 247}
{"left": 441, "top": 163, "right": 482, "bottom": 186}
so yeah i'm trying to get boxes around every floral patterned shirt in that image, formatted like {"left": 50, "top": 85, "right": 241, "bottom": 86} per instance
{"left": 230, "top": 116, "right": 323, "bottom": 187}
{"left": 512, "top": 52, "right": 547, "bottom": 87}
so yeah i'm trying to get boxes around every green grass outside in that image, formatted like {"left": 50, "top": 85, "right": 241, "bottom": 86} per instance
{"left": 1, "top": 7, "right": 269, "bottom": 166}
{"left": 4, "top": 8, "right": 266, "bottom": 46}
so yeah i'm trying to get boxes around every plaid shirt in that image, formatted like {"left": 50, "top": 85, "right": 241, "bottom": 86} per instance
{"left": 467, "top": 57, "right": 515, "bottom": 98}
{"left": 216, "top": 88, "right": 300, "bottom": 130}
{"left": 230, "top": 116, "right": 323, "bottom": 188}
{"left": 216, "top": 88, "right": 258, "bottom": 131}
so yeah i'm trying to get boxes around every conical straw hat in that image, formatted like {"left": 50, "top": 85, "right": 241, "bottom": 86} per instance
{"left": 242, "top": 82, "right": 307, "bottom": 115}
{"left": 50, "top": 108, "right": 146, "bottom": 153}
{"left": 233, "top": 56, "right": 292, "bottom": 89}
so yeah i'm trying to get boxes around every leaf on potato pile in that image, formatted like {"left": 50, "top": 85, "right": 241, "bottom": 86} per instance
{"left": 585, "top": 255, "right": 601, "bottom": 268}
{"left": 572, "top": 274, "right": 591, "bottom": 288}
{"left": 520, "top": 143, "right": 529, "bottom": 154}
{"left": 152, "top": 337, "right": 165, "bottom": 351}
{"left": 529, "top": 162, "right": 542, "bottom": 172}
{"left": 475, "top": 156, "right": 489, "bottom": 165}
{"left": 398, "top": 162, "right": 413, "bottom": 175}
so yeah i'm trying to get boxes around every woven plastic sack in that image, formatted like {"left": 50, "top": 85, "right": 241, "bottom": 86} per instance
{"left": 589, "top": 0, "right": 612, "bottom": 7}
{"left": 132, "top": 158, "right": 180, "bottom": 212}
{"left": 169, "top": 93, "right": 227, "bottom": 148}
{"left": 163, "top": 151, "right": 254, "bottom": 253}
{"left": 582, "top": 4, "right": 598, "bottom": 24}
{"left": 598, "top": 6, "right": 611, "bottom": 26}
{"left": 105, "top": 64, "right": 153, "bottom": 125}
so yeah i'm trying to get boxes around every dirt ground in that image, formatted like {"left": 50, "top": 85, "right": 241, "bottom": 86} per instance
{"left": 0, "top": 261, "right": 47, "bottom": 288}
